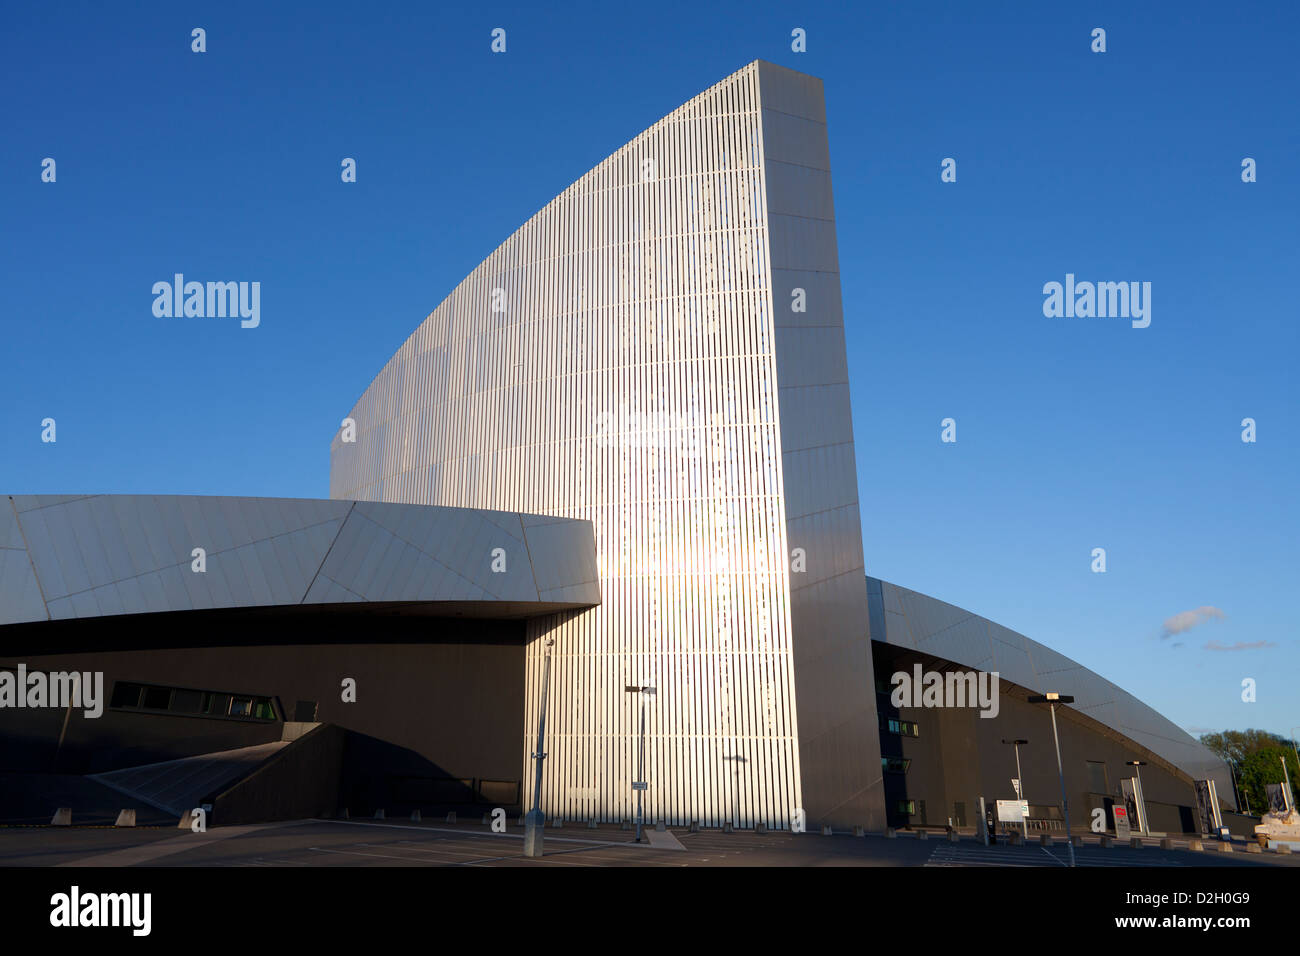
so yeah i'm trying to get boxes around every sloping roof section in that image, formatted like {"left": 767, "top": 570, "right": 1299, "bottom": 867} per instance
{"left": 867, "top": 575, "right": 1234, "bottom": 809}
{"left": 1, "top": 495, "right": 599, "bottom": 626}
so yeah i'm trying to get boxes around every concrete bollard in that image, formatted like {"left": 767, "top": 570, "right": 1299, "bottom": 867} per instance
{"left": 1276, "top": 843, "right": 1292, "bottom": 854}
{"left": 1246, "top": 843, "right": 1262, "bottom": 854}
{"left": 1188, "top": 839, "right": 1203, "bottom": 851}
{"left": 621, "top": 818, "right": 631, "bottom": 830}
{"left": 1008, "top": 831, "right": 1023, "bottom": 846}
{"left": 853, "top": 825, "right": 865, "bottom": 837}
{"left": 722, "top": 821, "right": 734, "bottom": 833}
{"left": 689, "top": 820, "right": 700, "bottom": 833}
{"left": 1219, "top": 841, "right": 1234, "bottom": 853}
{"left": 822, "top": 825, "right": 834, "bottom": 836}
{"left": 1129, "top": 837, "right": 1143, "bottom": 849}
{"left": 885, "top": 827, "right": 897, "bottom": 838}
{"left": 411, "top": 810, "right": 422, "bottom": 822}
{"left": 1160, "top": 838, "right": 1175, "bottom": 850}
{"left": 1099, "top": 835, "right": 1113, "bottom": 848}
{"left": 51, "top": 808, "right": 72, "bottom": 826}
{"left": 1039, "top": 834, "right": 1053, "bottom": 847}
{"left": 374, "top": 809, "right": 385, "bottom": 820}
{"left": 917, "top": 830, "right": 928, "bottom": 840}
{"left": 445, "top": 811, "right": 457, "bottom": 824}
{"left": 115, "top": 809, "right": 136, "bottom": 828}
{"left": 755, "top": 823, "right": 767, "bottom": 835}
{"left": 655, "top": 820, "right": 666, "bottom": 832}
{"left": 550, "top": 817, "right": 562, "bottom": 828}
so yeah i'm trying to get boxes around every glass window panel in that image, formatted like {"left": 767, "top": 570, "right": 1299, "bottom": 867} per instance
{"left": 110, "top": 682, "right": 144, "bottom": 709}
{"left": 142, "top": 686, "right": 171, "bottom": 710}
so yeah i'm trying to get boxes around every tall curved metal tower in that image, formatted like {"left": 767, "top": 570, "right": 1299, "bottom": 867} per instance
{"left": 331, "top": 61, "right": 884, "bottom": 829}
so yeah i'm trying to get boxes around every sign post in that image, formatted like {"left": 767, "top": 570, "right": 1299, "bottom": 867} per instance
{"left": 1126, "top": 764, "right": 1150, "bottom": 834}
{"left": 996, "top": 799, "right": 1030, "bottom": 836}
{"left": 1194, "top": 779, "right": 1223, "bottom": 835}
{"left": 1113, "top": 805, "right": 1131, "bottom": 841}
{"left": 1011, "top": 779, "right": 1028, "bottom": 839}
{"left": 1002, "top": 738, "right": 1030, "bottom": 840}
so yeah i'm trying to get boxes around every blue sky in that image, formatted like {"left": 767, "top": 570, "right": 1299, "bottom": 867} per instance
{"left": 2, "top": 1, "right": 1296, "bottom": 742}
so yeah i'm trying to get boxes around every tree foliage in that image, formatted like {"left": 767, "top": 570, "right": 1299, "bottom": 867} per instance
{"left": 1200, "top": 729, "right": 1299, "bottom": 815}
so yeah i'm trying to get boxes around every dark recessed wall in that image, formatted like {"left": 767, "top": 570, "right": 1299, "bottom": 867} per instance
{"left": 873, "top": 644, "right": 1202, "bottom": 833}
{"left": 0, "top": 610, "right": 527, "bottom": 812}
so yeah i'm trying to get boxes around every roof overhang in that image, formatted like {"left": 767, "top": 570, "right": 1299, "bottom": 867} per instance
{"left": 1, "top": 494, "right": 600, "bottom": 633}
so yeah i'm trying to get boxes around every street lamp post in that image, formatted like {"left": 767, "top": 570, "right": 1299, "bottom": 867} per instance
{"left": 625, "top": 684, "right": 656, "bottom": 842}
{"left": 1028, "top": 693, "right": 1076, "bottom": 867}
{"left": 1002, "top": 738, "right": 1029, "bottom": 839}
{"left": 524, "top": 638, "right": 556, "bottom": 858}
{"left": 1127, "top": 760, "right": 1149, "bottom": 835}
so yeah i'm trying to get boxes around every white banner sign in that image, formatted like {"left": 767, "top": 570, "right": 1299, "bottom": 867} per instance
{"left": 996, "top": 799, "right": 1029, "bottom": 823}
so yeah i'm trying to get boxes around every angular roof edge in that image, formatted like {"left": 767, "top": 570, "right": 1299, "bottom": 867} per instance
{"left": 1, "top": 494, "right": 599, "bottom": 627}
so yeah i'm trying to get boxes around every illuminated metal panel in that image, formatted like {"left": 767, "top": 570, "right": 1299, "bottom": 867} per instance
{"left": 0, "top": 494, "right": 598, "bottom": 624}
{"left": 759, "top": 62, "right": 884, "bottom": 828}
{"left": 332, "top": 61, "right": 881, "bottom": 828}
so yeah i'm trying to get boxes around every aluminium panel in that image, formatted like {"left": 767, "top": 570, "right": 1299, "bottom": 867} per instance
{"left": 0, "top": 495, "right": 596, "bottom": 627}
{"left": 329, "top": 61, "right": 885, "bottom": 829}
{"left": 0, "top": 502, "right": 25, "bottom": 550}
{"left": 0, "top": 547, "right": 48, "bottom": 625}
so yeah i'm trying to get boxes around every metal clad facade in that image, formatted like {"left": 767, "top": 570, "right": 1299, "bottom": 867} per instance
{"left": 759, "top": 62, "right": 885, "bottom": 828}
{"left": 331, "top": 62, "right": 884, "bottom": 828}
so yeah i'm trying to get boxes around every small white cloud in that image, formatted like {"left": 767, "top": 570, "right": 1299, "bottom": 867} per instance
{"left": 1203, "top": 640, "right": 1275, "bottom": 652}
{"left": 1161, "top": 606, "right": 1224, "bottom": 639}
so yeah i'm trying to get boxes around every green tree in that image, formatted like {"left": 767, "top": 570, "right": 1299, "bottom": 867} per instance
{"left": 1200, "top": 729, "right": 1300, "bottom": 814}
{"left": 1240, "top": 747, "right": 1300, "bottom": 815}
